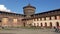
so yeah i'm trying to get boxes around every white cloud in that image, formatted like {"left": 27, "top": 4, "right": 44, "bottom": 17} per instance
{"left": 0, "top": 5, "right": 11, "bottom": 12}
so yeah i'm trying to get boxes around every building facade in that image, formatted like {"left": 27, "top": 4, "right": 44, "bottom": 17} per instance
{"left": 0, "top": 4, "right": 60, "bottom": 28}
{"left": 23, "top": 4, "right": 36, "bottom": 17}
{"left": 0, "top": 11, "right": 24, "bottom": 27}
{"left": 31, "top": 9, "right": 60, "bottom": 28}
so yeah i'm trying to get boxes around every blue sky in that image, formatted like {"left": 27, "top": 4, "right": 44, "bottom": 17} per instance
{"left": 0, "top": 0, "right": 60, "bottom": 14}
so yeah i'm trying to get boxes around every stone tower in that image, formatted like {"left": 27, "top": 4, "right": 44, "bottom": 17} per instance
{"left": 23, "top": 4, "right": 36, "bottom": 17}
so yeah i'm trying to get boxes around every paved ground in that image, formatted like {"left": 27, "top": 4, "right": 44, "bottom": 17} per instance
{"left": 0, "top": 28, "right": 60, "bottom": 34}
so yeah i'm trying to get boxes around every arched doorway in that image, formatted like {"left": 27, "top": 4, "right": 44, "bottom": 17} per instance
{"left": 34, "top": 23, "right": 36, "bottom": 26}
{"left": 50, "top": 22, "right": 52, "bottom": 28}
{"left": 56, "top": 22, "right": 59, "bottom": 27}
{"left": 41, "top": 23, "right": 43, "bottom": 27}
{"left": 23, "top": 23, "right": 25, "bottom": 27}
{"left": 45, "top": 23, "right": 47, "bottom": 27}
{"left": 37, "top": 23, "right": 39, "bottom": 27}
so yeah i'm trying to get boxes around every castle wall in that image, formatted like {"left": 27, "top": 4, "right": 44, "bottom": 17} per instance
{"left": 0, "top": 12, "right": 24, "bottom": 27}
{"left": 32, "top": 15, "right": 60, "bottom": 28}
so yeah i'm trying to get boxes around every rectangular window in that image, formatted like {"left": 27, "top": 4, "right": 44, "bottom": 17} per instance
{"left": 2, "top": 18, "right": 8, "bottom": 25}
{"left": 13, "top": 19, "right": 17, "bottom": 23}
{"left": 2, "top": 18, "right": 8, "bottom": 23}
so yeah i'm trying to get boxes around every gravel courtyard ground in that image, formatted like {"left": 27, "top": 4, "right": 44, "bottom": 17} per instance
{"left": 0, "top": 28, "right": 60, "bottom": 34}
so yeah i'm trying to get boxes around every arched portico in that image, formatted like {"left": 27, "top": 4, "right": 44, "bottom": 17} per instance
{"left": 40, "top": 23, "right": 43, "bottom": 27}
{"left": 23, "top": 22, "right": 25, "bottom": 27}
{"left": 45, "top": 23, "right": 47, "bottom": 27}
{"left": 56, "top": 22, "right": 59, "bottom": 27}
{"left": 50, "top": 22, "right": 52, "bottom": 28}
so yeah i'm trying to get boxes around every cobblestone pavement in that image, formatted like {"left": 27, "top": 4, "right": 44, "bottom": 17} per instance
{"left": 0, "top": 28, "right": 60, "bottom": 34}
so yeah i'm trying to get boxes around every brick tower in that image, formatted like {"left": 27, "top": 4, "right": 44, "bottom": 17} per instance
{"left": 23, "top": 4, "right": 36, "bottom": 17}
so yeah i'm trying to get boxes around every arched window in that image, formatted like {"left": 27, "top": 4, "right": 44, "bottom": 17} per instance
{"left": 56, "top": 22, "right": 59, "bottom": 27}
{"left": 34, "top": 23, "right": 36, "bottom": 26}
{"left": 40, "top": 18, "right": 42, "bottom": 21}
{"left": 50, "top": 17, "right": 51, "bottom": 20}
{"left": 45, "top": 22, "right": 47, "bottom": 27}
{"left": 50, "top": 22, "right": 52, "bottom": 27}
{"left": 55, "top": 16, "right": 57, "bottom": 20}
{"left": 0, "top": 20, "right": 2, "bottom": 22}
{"left": 37, "top": 23, "right": 39, "bottom": 26}
{"left": 40, "top": 23, "right": 43, "bottom": 27}
{"left": 44, "top": 17, "right": 46, "bottom": 20}
{"left": 0, "top": 18, "right": 2, "bottom": 22}
{"left": 23, "top": 23, "right": 25, "bottom": 27}
{"left": 33, "top": 18, "right": 36, "bottom": 21}
{"left": 37, "top": 18, "right": 39, "bottom": 21}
